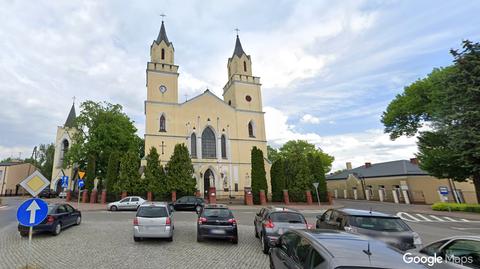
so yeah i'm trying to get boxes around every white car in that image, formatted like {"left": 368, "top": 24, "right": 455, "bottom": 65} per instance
{"left": 133, "top": 202, "right": 174, "bottom": 242}
{"left": 107, "top": 196, "right": 145, "bottom": 211}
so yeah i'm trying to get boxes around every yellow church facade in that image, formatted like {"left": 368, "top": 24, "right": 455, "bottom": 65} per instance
{"left": 144, "top": 21, "right": 271, "bottom": 199}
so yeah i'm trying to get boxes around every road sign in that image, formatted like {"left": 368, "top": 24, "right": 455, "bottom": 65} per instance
{"left": 78, "top": 179, "right": 85, "bottom": 188}
{"left": 439, "top": 186, "right": 449, "bottom": 195}
{"left": 17, "top": 198, "right": 49, "bottom": 227}
{"left": 313, "top": 182, "right": 319, "bottom": 189}
{"left": 61, "top": 176, "right": 69, "bottom": 188}
{"left": 19, "top": 170, "right": 50, "bottom": 197}
{"left": 78, "top": 171, "right": 85, "bottom": 179}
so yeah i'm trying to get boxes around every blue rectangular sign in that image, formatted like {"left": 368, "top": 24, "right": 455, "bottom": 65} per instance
{"left": 439, "top": 186, "right": 449, "bottom": 195}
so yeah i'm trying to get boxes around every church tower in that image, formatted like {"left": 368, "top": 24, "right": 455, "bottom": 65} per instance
{"left": 223, "top": 35, "right": 263, "bottom": 112}
{"left": 146, "top": 21, "right": 179, "bottom": 104}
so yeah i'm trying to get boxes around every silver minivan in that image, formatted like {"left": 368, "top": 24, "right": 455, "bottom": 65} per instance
{"left": 133, "top": 202, "right": 174, "bottom": 242}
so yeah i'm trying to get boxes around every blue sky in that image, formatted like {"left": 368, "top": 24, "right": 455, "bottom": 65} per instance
{"left": 1, "top": 0, "right": 479, "bottom": 171}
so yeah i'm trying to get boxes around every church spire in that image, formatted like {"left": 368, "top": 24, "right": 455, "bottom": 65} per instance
{"left": 64, "top": 102, "right": 76, "bottom": 128}
{"left": 232, "top": 34, "right": 246, "bottom": 58}
{"left": 155, "top": 21, "right": 170, "bottom": 46}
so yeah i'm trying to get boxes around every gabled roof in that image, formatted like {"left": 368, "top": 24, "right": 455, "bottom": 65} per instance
{"left": 326, "top": 160, "right": 428, "bottom": 180}
{"left": 155, "top": 21, "right": 170, "bottom": 46}
{"left": 64, "top": 103, "right": 76, "bottom": 128}
{"left": 232, "top": 35, "right": 246, "bottom": 58}
{"left": 180, "top": 89, "right": 234, "bottom": 111}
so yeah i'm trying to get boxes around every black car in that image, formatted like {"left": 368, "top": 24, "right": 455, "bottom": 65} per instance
{"left": 18, "top": 203, "right": 81, "bottom": 236}
{"left": 316, "top": 208, "right": 421, "bottom": 251}
{"left": 38, "top": 188, "right": 56, "bottom": 198}
{"left": 170, "top": 196, "right": 205, "bottom": 212}
{"left": 269, "top": 229, "right": 427, "bottom": 269}
{"left": 197, "top": 204, "right": 238, "bottom": 244}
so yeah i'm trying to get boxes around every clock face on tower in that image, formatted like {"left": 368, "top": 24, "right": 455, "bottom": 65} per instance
{"left": 159, "top": 85, "right": 167, "bottom": 94}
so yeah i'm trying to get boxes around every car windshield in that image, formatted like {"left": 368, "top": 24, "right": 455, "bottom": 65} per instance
{"left": 270, "top": 212, "right": 306, "bottom": 224}
{"left": 203, "top": 208, "right": 232, "bottom": 218}
{"left": 137, "top": 206, "right": 168, "bottom": 218}
{"left": 348, "top": 216, "right": 410, "bottom": 232}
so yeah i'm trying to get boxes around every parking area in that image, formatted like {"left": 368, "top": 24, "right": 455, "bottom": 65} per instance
{"left": 0, "top": 210, "right": 269, "bottom": 269}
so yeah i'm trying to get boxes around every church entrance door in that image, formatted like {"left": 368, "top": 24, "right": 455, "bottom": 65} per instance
{"left": 203, "top": 169, "right": 214, "bottom": 198}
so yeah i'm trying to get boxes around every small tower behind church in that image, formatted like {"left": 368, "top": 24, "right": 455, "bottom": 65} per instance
{"left": 223, "top": 34, "right": 263, "bottom": 112}
{"left": 51, "top": 102, "right": 77, "bottom": 192}
{"left": 146, "top": 20, "right": 179, "bottom": 104}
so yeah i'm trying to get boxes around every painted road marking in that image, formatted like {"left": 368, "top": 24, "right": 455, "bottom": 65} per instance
{"left": 415, "top": 214, "right": 433, "bottom": 222}
{"left": 396, "top": 212, "right": 421, "bottom": 222}
{"left": 444, "top": 217, "right": 459, "bottom": 222}
{"left": 460, "top": 219, "right": 471, "bottom": 222}
{"left": 428, "top": 215, "right": 446, "bottom": 222}
{"left": 451, "top": 227, "right": 480, "bottom": 231}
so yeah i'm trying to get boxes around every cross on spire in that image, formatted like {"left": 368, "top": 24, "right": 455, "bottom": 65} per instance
{"left": 159, "top": 13, "right": 166, "bottom": 22}
{"left": 72, "top": 96, "right": 76, "bottom": 104}
{"left": 234, "top": 28, "right": 240, "bottom": 36}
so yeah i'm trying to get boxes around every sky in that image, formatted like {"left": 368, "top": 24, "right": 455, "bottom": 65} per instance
{"left": 1, "top": 0, "right": 479, "bottom": 171}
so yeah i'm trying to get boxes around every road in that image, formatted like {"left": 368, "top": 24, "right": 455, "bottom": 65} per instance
{"left": 1, "top": 197, "right": 479, "bottom": 268}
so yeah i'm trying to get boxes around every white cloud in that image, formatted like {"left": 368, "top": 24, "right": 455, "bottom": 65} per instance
{"left": 300, "top": 114, "right": 321, "bottom": 124}
{"left": 265, "top": 106, "right": 418, "bottom": 173}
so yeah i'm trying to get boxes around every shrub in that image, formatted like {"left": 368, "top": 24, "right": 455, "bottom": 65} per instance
{"left": 431, "top": 202, "right": 480, "bottom": 213}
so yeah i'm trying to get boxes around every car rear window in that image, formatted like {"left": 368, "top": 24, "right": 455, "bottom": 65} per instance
{"left": 203, "top": 208, "right": 233, "bottom": 218}
{"left": 137, "top": 206, "right": 168, "bottom": 218}
{"left": 348, "top": 216, "right": 410, "bottom": 232}
{"left": 270, "top": 212, "right": 306, "bottom": 224}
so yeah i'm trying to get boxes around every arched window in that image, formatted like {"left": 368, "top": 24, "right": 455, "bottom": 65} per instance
{"left": 202, "top": 127, "right": 216, "bottom": 159}
{"left": 248, "top": 121, "right": 255, "bottom": 138}
{"left": 159, "top": 114, "right": 166, "bottom": 132}
{"left": 243, "top": 61, "right": 247, "bottom": 72}
{"left": 60, "top": 139, "right": 69, "bottom": 162}
{"left": 191, "top": 133, "right": 197, "bottom": 158}
{"left": 221, "top": 134, "right": 227, "bottom": 159}
{"left": 161, "top": 48, "right": 165, "bottom": 60}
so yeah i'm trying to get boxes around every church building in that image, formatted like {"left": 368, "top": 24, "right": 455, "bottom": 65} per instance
{"left": 144, "top": 21, "right": 271, "bottom": 199}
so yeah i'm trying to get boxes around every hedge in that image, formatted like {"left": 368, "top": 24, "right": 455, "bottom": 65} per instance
{"left": 432, "top": 202, "right": 480, "bottom": 213}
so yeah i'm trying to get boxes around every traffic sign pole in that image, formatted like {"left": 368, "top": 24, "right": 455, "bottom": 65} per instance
{"left": 313, "top": 183, "right": 321, "bottom": 207}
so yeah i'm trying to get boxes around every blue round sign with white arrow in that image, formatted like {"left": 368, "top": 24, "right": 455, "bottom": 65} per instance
{"left": 17, "top": 198, "right": 49, "bottom": 227}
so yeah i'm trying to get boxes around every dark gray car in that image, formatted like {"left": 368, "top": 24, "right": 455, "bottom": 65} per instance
{"left": 269, "top": 229, "right": 427, "bottom": 269}
{"left": 316, "top": 208, "right": 422, "bottom": 251}
{"left": 254, "top": 206, "right": 309, "bottom": 254}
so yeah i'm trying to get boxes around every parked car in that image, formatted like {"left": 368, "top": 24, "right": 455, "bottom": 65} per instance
{"left": 107, "top": 196, "right": 145, "bottom": 211}
{"left": 254, "top": 206, "right": 310, "bottom": 254}
{"left": 169, "top": 196, "right": 205, "bottom": 212}
{"left": 410, "top": 236, "right": 480, "bottom": 268}
{"left": 316, "top": 208, "right": 421, "bottom": 251}
{"left": 269, "top": 229, "right": 427, "bottom": 269}
{"left": 38, "top": 188, "right": 55, "bottom": 198}
{"left": 133, "top": 202, "right": 174, "bottom": 242}
{"left": 18, "top": 203, "right": 81, "bottom": 236}
{"left": 197, "top": 204, "right": 238, "bottom": 244}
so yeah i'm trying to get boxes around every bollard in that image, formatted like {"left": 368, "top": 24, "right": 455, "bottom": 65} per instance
{"left": 259, "top": 190, "right": 267, "bottom": 205}
{"left": 66, "top": 190, "right": 72, "bottom": 202}
{"left": 244, "top": 189, "right": 253, "bottom": 205}
{"left": 283, "top": 190, "right": 290, "bottom": 205}
{"left": 305, "top": 190, "right": 313, "bottom": 205}
{"left": 101, "top": 190, "right": 107, "bottom": 204}
{"left": 90, "top": 190, "right": 97, "bottom": 204}
{"left": 82, "top": 190, "right": 89, "bottom": 203}
{"left": 121, "top": 191, "right": 127, "bottom": 199}
{"left": 171, "top": 191, "right": 177, "bottom": 202}
{"left": 147, "top": 191, "right": 153, "bottom": 201}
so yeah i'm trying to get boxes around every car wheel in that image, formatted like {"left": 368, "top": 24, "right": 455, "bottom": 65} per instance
{"left": 134, "top": 236, "right": 141, "bottom": 242}
{"left": 19, "top": 231, "right": 28, "bottom": 237}
{"left": 197, "top": 231, "right": 203, "bottom": 242}
{"left": 75, "top": 216, "right": 82, "bottom": 225}
{"left": 261, "top": 234, "right": 269, "bottom": 254}
{"left": 167, "top": 236, "right": 173, "bottom": 242}
{"left": 232, "top": 236, "right": 238, "bottom": 244}
{"left": 53, "top": 223, "right": 62, "bottom": 236}
{"left": 110, "top": 205, "right": 118, "bottom": 211}
{"left": 254, "top": 225, "right": 259, "bottom": 238}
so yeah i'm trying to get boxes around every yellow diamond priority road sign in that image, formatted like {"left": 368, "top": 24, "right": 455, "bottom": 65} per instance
{"left": 19, "top": 170, "right": 50, "bottom": 197}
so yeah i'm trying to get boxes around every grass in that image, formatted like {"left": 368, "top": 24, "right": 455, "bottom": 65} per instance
{"left": 432, "top": 202, "right": 480, "bottom": 213}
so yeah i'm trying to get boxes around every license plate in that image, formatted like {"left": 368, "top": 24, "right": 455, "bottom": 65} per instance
{"left": 211, "top": 229, "right": 226, "bottom": 235}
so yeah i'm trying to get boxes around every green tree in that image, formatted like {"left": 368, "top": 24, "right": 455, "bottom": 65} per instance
{"left": 165, "top": 144, "right": 196, "bottom": 197}
{"left": 251, "top": 147, "right": 268, "bottom": 204}
{"left": 267, "top": 145, "right": 281, "bottom": 163}
{"left": 270, "top": 159, "right": 286, "bottom": 202}
{"left": 64, "top": 101, "right": 142, "bottom": 184}
{"left": 307, "top": 153, "right": 327, "bottom": 201}
{"left": 144, "top": 147, "right": 166, "bottom": 199}
{"left": 278, "top": 140, "right": 334, "bottom": 173}
{"left": 105, "top": 151, "right": 120, "bottom": 192}
{"left": 381, "top": 40, "right": 480, "bottom": 202}
{"left": 115, "top": 150, "right": 140, "bottom": 194}
{"left": 286, "top": 154, "right": 312, "bottom": 202}
{"left": 24, "top": 143, "right": 55, "bottom": 180}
